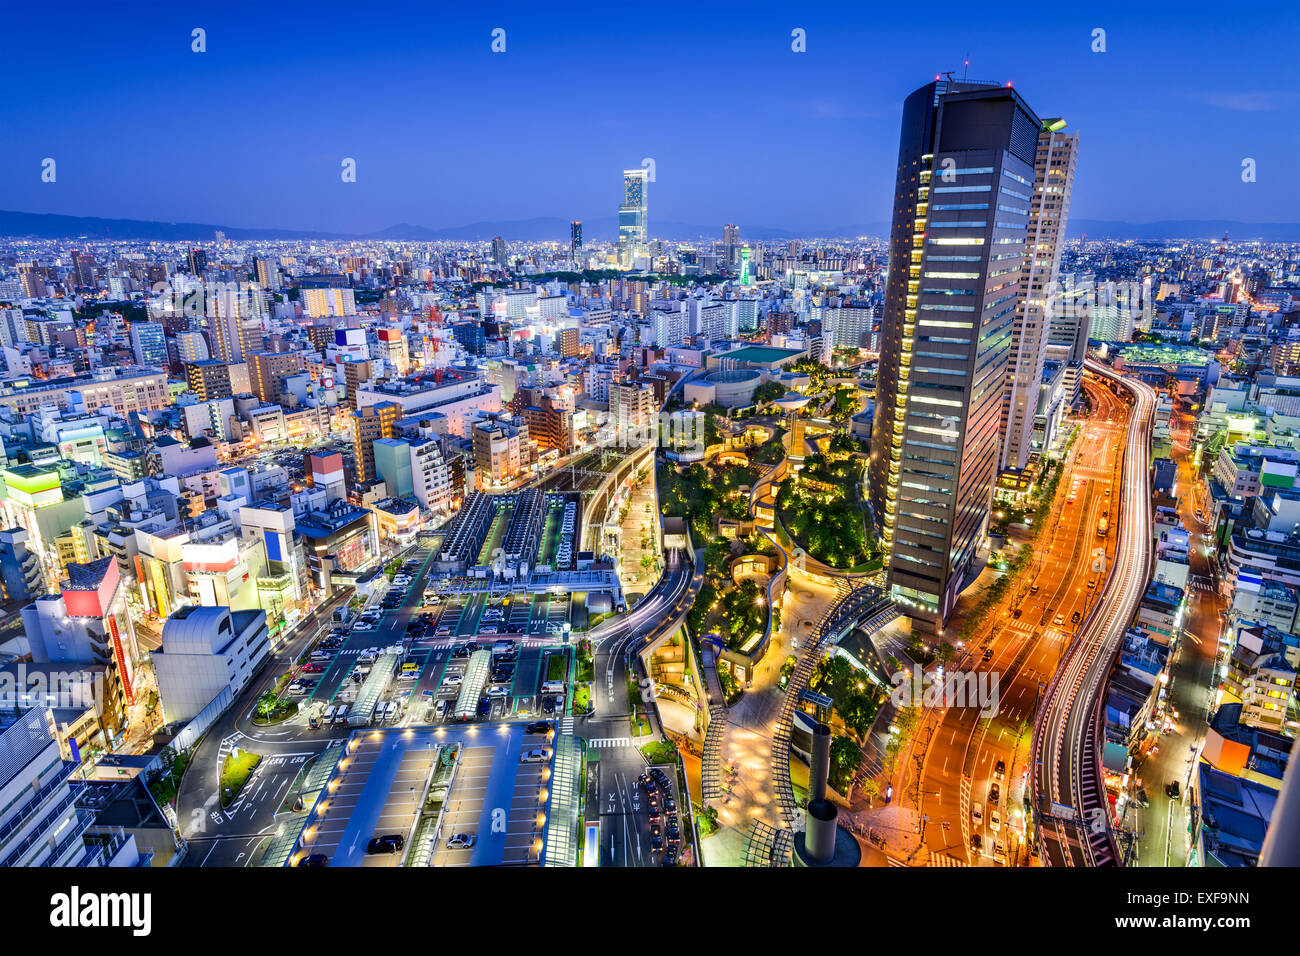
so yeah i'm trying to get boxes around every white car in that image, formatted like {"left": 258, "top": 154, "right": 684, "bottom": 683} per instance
{"left": 990, "top": 809, "right": 1001, "bottom": 832}
{"left": 446, "top": 833, "right": 475, "bottom": 849}
{"left": 442, "top": 675, "right": 463, "bottom": 687}
{"left": 971, "top": 802, "right": 983, "bottom": 826}
{"left": 521, "top": 748, "right": 552, "bottom": 763}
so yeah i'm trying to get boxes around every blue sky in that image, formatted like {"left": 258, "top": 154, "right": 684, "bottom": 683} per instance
{"left": 3, "top": 1, "right": 1297, "bottom": 234}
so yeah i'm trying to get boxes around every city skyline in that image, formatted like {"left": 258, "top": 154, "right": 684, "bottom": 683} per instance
{"left": 3, "top": 1, "right": 1300, "bottom": 910}
{"left": 2, "top": 2, "right": 1297, "bottom": 236}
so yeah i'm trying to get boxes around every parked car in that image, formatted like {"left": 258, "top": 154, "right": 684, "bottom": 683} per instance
{"left": 366, "top": 834, "right": 404, "bottom": 855}
{"left": 525, "top": 721, "right": 551, "bottom": 735}
{"left": 446, "top": 833, "right": 476, "bottom": 849}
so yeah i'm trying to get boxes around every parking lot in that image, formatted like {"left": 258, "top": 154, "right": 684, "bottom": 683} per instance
{"left": 422, "top": 591, "right": 571, "bottom": 640}
{"left": 291, "top": 548, "right": 436, "bottom": 717}
{"left": 284, "top": 541, "right": 579, "bottom": 737}
{"left": 289, "top": 724, "right": 557, "bottom": 867}
{"left": 291, "top": 731, "right": 442, "bottom": 867}
{"left": 429, "top": 727, "right": 554, "bottom": 866}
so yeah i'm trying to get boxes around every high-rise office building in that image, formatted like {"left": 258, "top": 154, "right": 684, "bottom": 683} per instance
{"left": 723, "top": 223, "right": 740, "bottom": 268}
{"left": 869, "top": 79, "right": 1043, "bottom": 631}
{"left": 187, "top": 247, "right": 207, "bottom": 276}
{"left": 491, "top": 236, "right": 506, "bottom": 267}
{"left": 999, "top": 121, "right": 1078, "bottom": 470}
{"left": 618, "top": 168, "right": 649, "bottom": 267}
{"left": 570, "top": 221, "right": 582, "bottom": 259}
{"left": 128, "top": 321, "right": 168, "bottom": 368}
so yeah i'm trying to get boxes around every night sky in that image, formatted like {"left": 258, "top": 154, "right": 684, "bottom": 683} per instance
{"left": 3, "top": 1, "right": 1297, "bottom": 234}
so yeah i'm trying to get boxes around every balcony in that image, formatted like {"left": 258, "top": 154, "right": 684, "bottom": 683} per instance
{"left": 0, "top": 760, "right": 78, "bottom": 847}
{"left": 1, "top": 790, "right": 86, "bottom": 867}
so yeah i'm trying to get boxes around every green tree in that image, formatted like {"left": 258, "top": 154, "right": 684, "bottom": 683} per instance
{"left": 829, "top": 735, "right": 862, "bottom": 793}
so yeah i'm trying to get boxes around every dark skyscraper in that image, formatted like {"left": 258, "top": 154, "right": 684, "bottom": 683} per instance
{"left": 570, "top": 220, "right": 582, "bottom": 259}
{"left": 491, "top": 236, "right": 506, "bottom": 267}
{"left": 869, "top": 79, "right": 1042, "bottom": 631}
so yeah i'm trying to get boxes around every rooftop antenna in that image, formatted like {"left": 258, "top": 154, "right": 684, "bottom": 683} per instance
{"left": 963, "top": 57, "right": 969, "bottom": 81}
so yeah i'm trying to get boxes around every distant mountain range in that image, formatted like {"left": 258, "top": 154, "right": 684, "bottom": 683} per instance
{"left": 3, "top": 208, "right": 1299, "bottom": 243}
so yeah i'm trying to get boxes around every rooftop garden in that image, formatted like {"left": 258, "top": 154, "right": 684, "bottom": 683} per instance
{"left": 776, "top": 448, "right": 878, "bottom": 570}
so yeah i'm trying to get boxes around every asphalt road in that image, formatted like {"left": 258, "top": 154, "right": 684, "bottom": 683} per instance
{"left": 908, "top": 376, "right": 1131, "bottom": 866}
{"left": 1034, "top": 362, "right": 1157, "bottom": 867}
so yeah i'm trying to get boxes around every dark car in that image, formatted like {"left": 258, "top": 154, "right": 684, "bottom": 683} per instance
{"left": 1166, "top": 780, "right": 1181, "bottom": 799}
{"left": 525, "top": 721, "right": 551, "bottom": 735}
{"left": 1071, "top": 610, "right": 1082, "bottom": 623}
{"left": 664, "top": 796, "right": 676, "bottom": 812}
{"left": 650, "top": 835, "right": 663, "bottom": 851}
{"left": 366, "top": 835, "right": 404, "bottom": 855}
{"left": 648, "top": 807, "right": 661, "bottom": 822}
{"left": 666, "top": 825, "right": 680, "bottom": 843}
{"left": 970, "top": 833, "right": 983, "bottom": 853}
{"left": 994, "top": 760, "right": 1006, "bottom": 780}
{"left": 452, "top": 646, "right": 471, "bottom": 659}
{"left": 989, "top": 783, "right": 1000, "bottom": 804}
{"left": 1012, "top": 607, "right": 1022, "bottom": 619}
{"left": 297, "top": 853, "right": 330, "bottom": 867}
{"left": 982, "top": 648, "right": 993, "bottom": 662}
{"left": 477, "top": 698, "right": 492, "bottom": 718}
{"left": 662, "top": 847, "right": 678, "bottom": 866}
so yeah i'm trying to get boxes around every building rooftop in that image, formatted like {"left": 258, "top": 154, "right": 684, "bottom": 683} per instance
{"left": 714, "top": 345, "right": 804, "bottom": 364}
{"left": 64, "top": 555, "right": 115, "bottom": 591}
